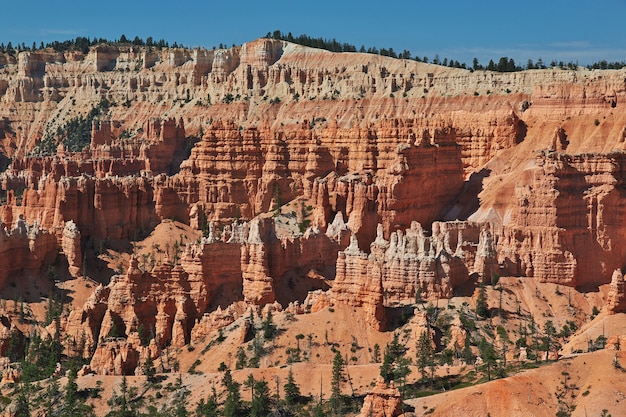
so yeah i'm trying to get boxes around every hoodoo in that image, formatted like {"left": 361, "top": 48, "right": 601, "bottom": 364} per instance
{"left": 0, "top": 37, "right": 625, "bottom": 416}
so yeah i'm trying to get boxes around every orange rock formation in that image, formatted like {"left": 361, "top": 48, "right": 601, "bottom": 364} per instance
{"left": 357, "top": 377, "right": 402, "bottom": 417}
{"left": 1, "top": 39, "right": 626, "bottom": 380}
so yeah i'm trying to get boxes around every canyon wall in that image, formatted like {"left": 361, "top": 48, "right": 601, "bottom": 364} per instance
{"left": 0, "top": 39, "right": 625, "bottom": 374}
{"left": 488, "top": 151, "right": 626, "bottom": 286}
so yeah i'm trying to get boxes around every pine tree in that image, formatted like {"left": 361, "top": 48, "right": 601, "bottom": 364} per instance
{"left": 106, "top": 376, "right": 139, "bottom": 417}
{"left": 222, "top": 369, "right": 244, "bottom": 417}
{"left": 195, "top": 393, "right": 218, "bottom": 417}
{"left": 13, "top": 383, "right": 30, "bottom": 417}
{"left": 478, "top": 338, "right": 498, "bottom": 381}
{"left": 263, "top": 310, "right": 277, "bottom": 340}
{"left": 61, "top": 367, "right": 96, "bottom": 417}
{"left": 462, "top": 335, "right": 475, "bottom": 365}
{"left": 416, "top": 331, "right": 435, "bottom": 382}
{"left": 173, "top": 374, "right": 189, "bottom": 417}
{"left": 331, "top": 351, "right": 344, "bottom": 414}
{"left": 143, "top": 356, "right": 156, "bottom": 383}
{"left": 475, "top": 283, "right": 489, "bottom": 319}
{"left": 244, "top": 374, "right": 255, "bottom": 400}
{"left": 415, "top": 283, "right": 423, "bottom": 306}
{"left": 250, "top": 379, "right": 271, "bottom": 417}
{"left": 496, "top": 325, "right": 510, "bottom": 368}
{"left": 284, "top": 368, "right": 301, "bottom": 406}
{"left": 379, "top": 349, "right": 393, "bottom": 383}
{"left": 379, "top": 333, "right": 408, "bottom": 383}
{"left": 373, "top": 343, "right": 381, "bottom": 363}
{"left": 43, "top": 377, "right": 60, "bottom": 415}
{"left": 541, "top": 320, "right": 559, "bottom": 361}
{"left": 313, "top": 404, "right": 325, "bottom": 417}
{"left": 235, "top": 346, "right": 247, "bottom": 370}
{"left": 394, "top": 355, "right": 412, "bottom": 396}
{"left": 138, "top": 323, "right": 150, "bottom": 347}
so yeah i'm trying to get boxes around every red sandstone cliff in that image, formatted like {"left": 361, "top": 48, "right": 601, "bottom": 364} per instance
{"left": 1, "top": 39, "right": 626, "bottom": 383}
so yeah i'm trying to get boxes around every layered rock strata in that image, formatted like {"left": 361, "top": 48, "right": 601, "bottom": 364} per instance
{"left": 607, "top": 269, "right": 626, "bottom": 314}
{"left": 0, "top": 215, "right": 57, "bottom": 288}
{"left": 66, "top": 217, "right": 346, "bottom": 359}
{"left": 333, "top": 221, "right": 494, "bottom": 313}
{"left": 493, "top": 152, "right": 626, "bottom": 286}
{"left": 1, "top": 38, "right": 626, "bottom": 381}
{"left": 356, "top": 378, "right": 402, "bottom": 417}
{"left": 171, "top": 119, "right": 465, "bottom": 246}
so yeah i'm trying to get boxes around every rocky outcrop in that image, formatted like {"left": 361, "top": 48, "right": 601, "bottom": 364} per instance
{"left": 607, "top": 269, "right": 626, "bottom": 314}
{"left": 333, "top": 234, "right": 387, "bottom": 330}
{"left": 492, "top": 152, "right": 626, "bottom": 286}
{"left": 189, "top": 303, "right": 243, "bottom": 344}
{"left": 356, "top": 377, "right": 402, "bottom": 417}
{"left": 0, "top": 215, "right": 57, "bottom": 289}
{"left": 4, "top": 38, "right": 626, "bottom": 385}
{"left": 331, "top": 220, "right": 497, "bottom": 329}
{"left": 334, "top": 221, "right": 492, "bottom": 309}
{"left": 62, "top": 220, "right": 82, "bottom": 277}
{"left": 446, "top": 316, "right": 468, "bottom": 352}
{"left": 0, "top": 173, "right": 158, "bottom": 243}
{"left": 171, "top": 119, "right": 465, "bottom": 244}
{"left": 89, "top": 337, "right": 141, "bottom": 376}
{"left": 66, "top": 216, "right": 346, "bottom": 371}
{"left": 607, "top": 334, "right": 626, "bottom": 350}
{"left": 66, "top": 255, "right": 194, "bottom": 354}
{"left": 0, "top": 316, "right": 23, "bottom": 360}
{"left": 242, "top": 218, "right": 279, "bottom": 305}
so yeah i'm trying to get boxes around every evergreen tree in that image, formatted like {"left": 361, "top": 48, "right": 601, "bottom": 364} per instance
{"left": 496, "top": 57, "right": 509, "bottom": 72}
{"left": 106, "top": 376, "right": 140, "bottom": 417}
{"left": 244, "top": 374, "right": 255, "bottom": 401}
{"left": 195, "top": 394, "right": 218, "bottom": 417}
{"left": 222, "top": 369, "right": 245, "bottom": 417}
{"left": 475, "top": 283, "right": 489, "bottom": 319}
{"left": 540, "top": 320, "right": 559, "bottom": 360}
{"left": 262, "top": 310, "right": 277, "bottom": 339}
{"left": 415, "top": 283, "right": 423, "bottom": 306}
{"left": 529, "top": 315, "right": 539, "bottom": 362}
{"left": 173, "top": 374, "right": 189, "bottom": 417}
{"left": 43, "top": 377, "right": 60, "bottom": 416}
{"left": 379, "top": 350, "right": 393, "bottom": 383}
{"left": 284, "top": 368, "right": 301, "bottom": 406}
{"left": 250, "top": 379, "right": 271, "bottom": 417}
{"left": 143, "top": 356, "right": 156, "bottom": 383}
{"left": 313, "top": 404, "right": 325, "bottom": 417}
{"left": 379, "top": 333, "right": 408, "bottom": 383}
{"left": 331, "top": 351, "right": 344, "bottom": 414}
{"left": 60, "top": 367, "right": 96, "bottom": 417}
{"left": 416, "top": 331, "right": 435, "bottom": 382}
{"left": 496, "top": 325, "right": 510, "bottom": 367}
{"left": 478, "top": 338, "right": 499, "bottom": 381}
{"left": 13, "top": 383, "right": 30, "bottom": 417}
{"left": 373, "top": 343, "right": 381, "bottom": 363}
{"left": 7, "top": 329, "right": 23, "bottom": 362}
{"left": 235, "top": 346, "right": 246, "bottom": 370}
{"left": 462, "top": 335, "right": 475, "bottom": 365}
{"left": 138, "top": 323, "right": 150, "bottom": 347}
{"left": 394, "top": 355, "right": 412, "bottom": 396}
{"left": 472, "top": 58, "right": 480, "bottom": 70}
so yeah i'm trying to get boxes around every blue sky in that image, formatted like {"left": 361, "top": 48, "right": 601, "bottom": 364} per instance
{"left": 2, "top": 0, "right": 626, "bottom": 66}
